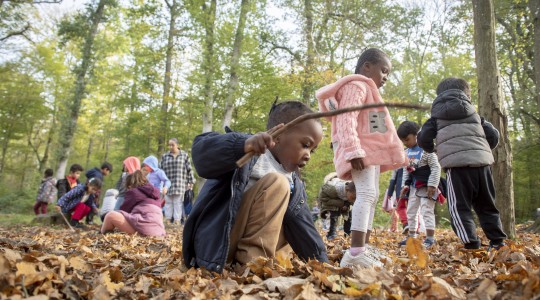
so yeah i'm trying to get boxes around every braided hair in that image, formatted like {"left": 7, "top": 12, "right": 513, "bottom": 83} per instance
{"left": 266, "top": 100, "right": 318, "bottom": 130}
{"left": 354, "top": 48, "right": 389, "bottom": 74}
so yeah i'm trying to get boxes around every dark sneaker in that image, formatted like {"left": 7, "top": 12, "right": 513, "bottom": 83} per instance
{"left": 398, "top": 237, "right": 408, "bottom": 247}
{"left": 423, "top": 238, "right": 436, "bottom": 249}
{"left": 327, "top": 234, "right": 337, "bottom": 241}
{"left": 488, "top": 241, "right": 507, "bottom": 251}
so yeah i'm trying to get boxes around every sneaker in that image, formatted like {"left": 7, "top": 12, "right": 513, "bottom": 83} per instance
{"left": 402, "top": 225, "right": 409, "bottom": 235}
{"left": 398, "top": 237, "right": 409, "bottom": 247}
{"left": 365, "top": 245, "right": 389, "bottom": 261}
{"left": 340, "top": 250, "right": 383, "bottom": 268}
{"left": 487, "top": 241, "right": 507, "bottom": 251}
{"left": 327, "top": 234, "right": 337, "bottom": 241}
{"left": 423, "top": 238, "right": 436, "bottom": 249}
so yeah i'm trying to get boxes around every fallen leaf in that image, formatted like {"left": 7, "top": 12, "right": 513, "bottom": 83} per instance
{"left": 406, "top": 238, "right": 428, "bottom": 268}
{"left": 264, "top": 276, "right": 306, "bottom": 293}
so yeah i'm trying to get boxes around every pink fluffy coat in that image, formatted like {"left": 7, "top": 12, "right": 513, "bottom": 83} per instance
{"left": 316, "top": 74, "right": 407, "bottom": 180}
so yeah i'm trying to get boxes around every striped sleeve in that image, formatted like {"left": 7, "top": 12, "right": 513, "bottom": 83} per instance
{"left": 425, "top": 152, "right": 441, "bottom": 187}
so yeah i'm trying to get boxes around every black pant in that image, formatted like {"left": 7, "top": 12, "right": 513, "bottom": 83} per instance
{"left": 446, "top": 166, "right": 507, "bottom": 249}
{"left": 327, "top": 210, "right": 352, "bottom": 237}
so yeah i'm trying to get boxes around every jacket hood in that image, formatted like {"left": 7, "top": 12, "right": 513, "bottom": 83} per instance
{"left": 132, "top": 183, "right": 160, "bottom": 200}
{"left": 143, "top": 155, "right": 159, "bottom": 171}
{"left": 104, "top": 188, "right": 119, "bottom": 198}
{"left": 316, "top": 74, "right": 378, "bottom": 121}
{"left": 85, "top": 167, "right": 102, "bottom": 180}
{"left": 123, "top": 156, "right": 141, "bottom": 174}
{"left": 431, "top": 89, "right": 476, "bottom": 120}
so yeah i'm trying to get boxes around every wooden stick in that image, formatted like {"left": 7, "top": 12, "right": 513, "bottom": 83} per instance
{"left": 59, "top": 211, "right": 76, "bottom": 232}
{"left": 236, "top": 102, "right": 429, "bottom": 168}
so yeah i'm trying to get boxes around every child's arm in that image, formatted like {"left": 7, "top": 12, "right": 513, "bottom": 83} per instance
{"left": 387, "top": 169, "right": 398, "bottom": 197}
{"left": 481, "top": 117, "right": 500, "bottom": 149}
{"left": 158, "top": 171, "right": 171, "bottom": 193}
{"left": 400, "top": 167, "right": 410, "bottom": 198}
{"left": 417, "top": 118, "right": 437, "bottom": 153}
{"left": 426, "top": 153, "right": 441, "bottom": 187}
{"left": 335, "top": 83, "right": 367, "bottom": 165}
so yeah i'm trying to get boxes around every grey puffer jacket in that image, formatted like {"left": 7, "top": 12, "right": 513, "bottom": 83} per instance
{"left": 417, "top": 89, "right": 499, "bottom": 168}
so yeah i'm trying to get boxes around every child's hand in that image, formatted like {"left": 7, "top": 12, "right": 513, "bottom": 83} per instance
{"left": 244, "top": 125, "right": 283, "bottom": 155}
{"left": 350, "top": 158, "right": 365, "bottom": 170}
{"left": 93, "top": 208, "right": 99, "bottom": 215}
{"left": 55, "top": 205, "right": 61, "bottom": 212}
{"left": 427, "top": 186, "right": 436, "bottom": 199}
{"left": 162, "top": 187, "right": 168, "bottom": 195}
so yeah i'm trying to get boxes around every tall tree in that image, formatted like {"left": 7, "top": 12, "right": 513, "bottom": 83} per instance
{"left": 472, "top": 0, "right": 516, "bottom": 238}
{"left": 201, "top": 0, "right": 217, "bottom": 133}
{"left": 158, "top": 0, "right": 181, "bottom": 153}
{"left": 55, "top": 0, "right": 112, "bottom": 178}
{"left": 222, "top": 0, "right": 250, "bottom": 128}
{"left": 530, "top": 0, "right": 540, "bottom": 114}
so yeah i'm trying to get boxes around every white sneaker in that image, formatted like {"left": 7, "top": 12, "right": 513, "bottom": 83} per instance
{"left": 340, "top": 250, "right": 383, "bottom": 268}
{"left": 365, "top": 245, "right": 389, "bottom": 261}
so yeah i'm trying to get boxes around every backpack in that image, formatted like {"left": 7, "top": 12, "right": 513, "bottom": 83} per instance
{"left": 183, "top": 189, "right": 194, "bottom": 215}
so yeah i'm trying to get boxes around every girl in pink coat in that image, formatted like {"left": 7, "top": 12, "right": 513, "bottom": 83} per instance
{"left": 316, "top": 48, "right": 407, "bottom": 268}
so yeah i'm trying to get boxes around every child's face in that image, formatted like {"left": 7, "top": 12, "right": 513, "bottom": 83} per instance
{"left": 87, "top": 186, "right": 99, "bottom": 195}
{"left": 101, "top": 168, "right": 110, "bottom": 176}
{"left": 400, "top": 133, "right": 417, "bottom": 149}
{"left": 361, "top": 57, "right": 392, "bottom": 88}
{"left": 141, "top": 165, "right": 150, "bottom": 176}
{"left": 271, "top": 119, "right": 323, "bottom": 172}
{"left": 70, "top": 171, "right": 81, "bottom": 179}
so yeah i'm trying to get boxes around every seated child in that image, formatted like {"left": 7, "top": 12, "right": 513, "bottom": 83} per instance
{"left": 113, "top": 157, "right": 141, "bottom": 210}
{"left": 56, "top": 164, "right": 83, "bottom": 199}
{"left": 417, "top": 77, "right": 507, "bottom": 250}
{"left": 85, "top": 162, "right": 113, "bottom": 224}
{"left": 99, "top": 189, "right": 119, "bottom": 222}
{"left": 34, "top": 168, "right": 57, "bottom": 215}
{"left": 182, "top": 100, "right": 328, "bottom": 273}
{"left": 56, "top": 178, "right": 102, "bottom": 228}
{"left": 398, "top": 121, "right": 441, "bottom": 248}
{"left": 101, "top": 171, "right": 165, "bottom": 236}
{"left": 142, "top": 155, "right": 171, "bottom": 196}
{"left": 317, "top": 172, "right": 355, "bottom": 240}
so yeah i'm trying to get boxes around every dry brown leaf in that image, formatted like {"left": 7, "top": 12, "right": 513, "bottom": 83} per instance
{"left": 472, "top": 278, "right": 497, "bottom": 300}
{"left": 15, "top": 261, "right": 37, "bottom": 276}
{"left": 98, "top": 270, "right": 124, "bottom": 295}
{"left": 69, "top": 256, "right": 91, "bottom": 273}
{"left": 2, "top": 248, "right": 22, "bottom": 264}
{"left": 406, "top": 238, "right": 428, "bottom": 268}
{"left": 425, "top": 277, "right": 466, "bottom": 300}
{"left": 263, "top": 276, "right": 305, "bottom": 293}
{"left": 0, "top": 254, "right": 10, "bottom": 275}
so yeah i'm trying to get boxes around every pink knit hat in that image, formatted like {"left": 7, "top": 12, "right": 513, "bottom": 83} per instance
{"left": 123, "top": 156, "right": 141, "bottom": 174}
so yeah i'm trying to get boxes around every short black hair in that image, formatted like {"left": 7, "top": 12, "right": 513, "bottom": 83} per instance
{"left": 267, "top": 100, "right": 317, "bottom": 129}
{"left": 87, "top": 178, "right": 102, "bottom": 189}
{"left": 397, "top": 121, "right": 420, "bottom": 139}
{"left": 101, "top": 162, "right": 113, "bottom": 173}
{"left": 354, "top": 48, "right": 389, "bottom": 74}
{"left": 69, "top": 164, "right": 83, "bottom": 173}
{"left": 44, "top": 168, "right": 53, "bottom": 177}
{"left": 436, "top": 77, "right": 471, "bottom": 97}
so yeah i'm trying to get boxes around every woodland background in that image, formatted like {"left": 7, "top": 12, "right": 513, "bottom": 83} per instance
{"left": 0, "top": 0, "right": 539, "bottom": 230}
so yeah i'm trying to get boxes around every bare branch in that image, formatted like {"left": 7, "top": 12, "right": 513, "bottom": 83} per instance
{"left": 520, "top": 108, "right": 540, "bottom": 127}
{"left": 0, "top": 23, "right": 30, "bottom": 42}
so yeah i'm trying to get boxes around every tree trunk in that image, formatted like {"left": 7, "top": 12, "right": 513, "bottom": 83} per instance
{"left": 56, "top": 0, "right": 108, "bottom": 178}
{"left": 529, "top": 0, "right": 540, "bottom": 113}
{"left": 85, "top": 137, "right": 94, "bottom": 169}
{"left": 158, "top": 0, "right": 179, "bottom": 153}
{"left": 301, "top": 0, "right": 315, "bottom": 106}
{"left": 201, "top": 0, "right": 217, "bottom": 133}
{"left": 472, "top": 0, "right": 516, "bottom": 239}
{"left": 222, "top": 0, "right": 249, "bottom": 129}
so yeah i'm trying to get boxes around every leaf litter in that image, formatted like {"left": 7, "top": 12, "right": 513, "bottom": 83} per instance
{"left": 0, "top": 225, "right": 539, "bottom": 299}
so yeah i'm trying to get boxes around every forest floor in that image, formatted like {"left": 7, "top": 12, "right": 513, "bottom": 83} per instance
{"left": 0, "top": 223, "right": 539, "bottom": 299}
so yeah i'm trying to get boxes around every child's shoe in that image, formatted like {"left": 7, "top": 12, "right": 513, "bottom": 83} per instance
{"left": 423, "top": 238, "right": 436, "bottom": 249}
{"left": 366, "top": 245, "right": 389, "bottom": 261}
{"left": 401, "top": 224, "right": 409, "bottom": 235}
{"left": 340, "top": 250, "right": 383, "bottom": 268}
{"left": 487, "top": 241, "right": 507, "bottom": 251}
{"left": 398, "top": 237, "right": 409, "bottom": 247}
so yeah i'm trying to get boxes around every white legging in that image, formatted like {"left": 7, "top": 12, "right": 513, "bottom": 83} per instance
{"left": 350, "top": 165, "right": 380, "bottom": 232}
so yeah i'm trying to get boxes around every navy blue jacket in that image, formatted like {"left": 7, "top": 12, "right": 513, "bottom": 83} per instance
{"left": 85, "top": 167, "right": 103, "bottom": 182}
{"left": 182, "top": 130, "right": 329, "bottom": 273}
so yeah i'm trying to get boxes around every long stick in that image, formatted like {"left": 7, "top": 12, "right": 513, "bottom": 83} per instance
{"left": 236, "top": 102, "right": 429, "bottom": 167}
{"left": 59, "top": 211, "right": 76, "bottom": 232}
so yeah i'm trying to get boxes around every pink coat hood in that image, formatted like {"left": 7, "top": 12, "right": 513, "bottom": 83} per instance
{"left": 316, "top": 74, "right": 407, "bottom": 179}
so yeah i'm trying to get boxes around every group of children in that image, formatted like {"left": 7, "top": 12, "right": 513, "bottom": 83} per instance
{"left": 35, "top": 139, "right": 196, "bottom": 237}
{"left": 34, "top": 47, "right": 507, "bottom": 272}
{"left": 182, "top": 47, "right": 507, "bottom": 272}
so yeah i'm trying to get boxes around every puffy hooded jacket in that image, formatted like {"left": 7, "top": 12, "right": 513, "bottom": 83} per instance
{"left": 417, "top": 89, "right": 498, "bottom": 168}
{"left": 143, "top": 156, "right": 171, "bottom": 191}
{"left": 316, "top": 74, "right": 407, "bottom": 179}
